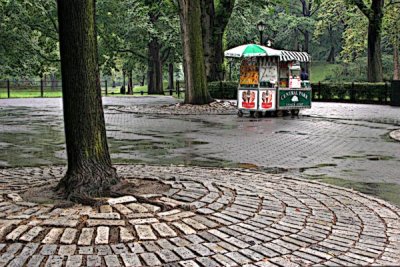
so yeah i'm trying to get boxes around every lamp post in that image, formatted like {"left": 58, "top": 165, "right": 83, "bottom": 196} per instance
{"left": 257, "top": 21, "right": 266, "bottom": 45}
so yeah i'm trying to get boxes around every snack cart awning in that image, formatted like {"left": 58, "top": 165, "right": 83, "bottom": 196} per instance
{"left": 224, "top": 44, "right": 281, "bottom": 58}
{"left": 224, "top": 44, "right": 311, "bottom": 62}
{"left": 279, "top": 51, "right": 311, "bottom": 62}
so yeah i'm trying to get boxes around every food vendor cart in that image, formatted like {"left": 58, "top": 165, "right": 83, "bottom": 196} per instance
{"left": 224, "top": 44, "right": 312, "bottom": 118}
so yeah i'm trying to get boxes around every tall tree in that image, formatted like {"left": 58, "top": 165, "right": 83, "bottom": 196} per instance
{"left": 178, "top": 0, "right": 212, "bottom": 104}
{"left": 56, "top": 0, "right": 119, "bottom": 200}
{"left": 347, "top": 0, "right": 384, "bottom": 82}
{"left": 201, "top": 0, "right": 236, "bottom": 82}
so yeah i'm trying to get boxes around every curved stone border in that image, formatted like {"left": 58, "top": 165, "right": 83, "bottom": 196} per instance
{"left": 109, "top": 101, "right": 237, "bottom": 116}
{"left": 0, "top": 165, "right": 399, "bottom": 266}
{"left": 389, "top": 129, "right": 400, "bottom": 142}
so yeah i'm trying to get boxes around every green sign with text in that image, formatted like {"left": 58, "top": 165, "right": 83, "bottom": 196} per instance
{"left": 278, "top": 90, "right": 311, "bottom": 109}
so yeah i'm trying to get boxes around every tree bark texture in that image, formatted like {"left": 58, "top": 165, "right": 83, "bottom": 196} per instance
{"left": 127, "top": 69, "right": 133, "bottom": 94}
{"left": 56, "top": 0, "right": 119, "bottom": 199}
{"left": 201, "top": 0, "right": 235, "bottom": 82}
{"left": 178, "top": 0, "right": 212, "bottom": 104}
{"left": 147, "top": 38, "right": 164, "bottom": 94}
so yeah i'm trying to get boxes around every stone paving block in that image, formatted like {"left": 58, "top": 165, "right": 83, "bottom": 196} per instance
{"left": 127, "top": 243, "right": 145, "bottom": 253}
{"left": 42, "top": 218, "right": 79, "bottom": 227}
{"left": 108, "top": 196, "right": 137, "bottom": 205}
{"left": 135, "top": 225, "right": 157, "bottom": 240}
{"left": 86, "top": 255, "right": 102, "bottom": 267}
{"left": 61, "top": 228, "right": 78, "bottom": 244}
{"left": 111, "top": 243, "right": 129, "bottom": 255}
{"left": 26, "top": 255, "right": 45, "bottom": 267}
{"left": 174, "top": 247, "right": 196, "bottom": 260}
{"left": 152, "top": 223, "right": 177, "bottom": 237}
{"left": 44, "top": 255, "right": 63, "bottom": 267}
{"left": 170, "top": 237, "right": 191, "bottom": 247}
{"left": 19, "top": 226, "right": 44, "bottom": 242}
{"left": 142, "top": 241, "right": 161, "bottom": 252}
{"left": 187, "top": 243, "right": 214, "bottom": 257}
{"left": 156, "top": 249, "right": 180, "bottom": 263}
{"left": 141, "top": 204, "right": 161, "bottom": 213}
{"left": 195, "top": 257, "right": 220, "bottom": 267}
{"left": 100, "top": 205, "right": 113, "bottom": 213}
{"left": 140, "top": 252, "right": 162, "bottom": 266}
{"left": 78, "top": 228, "right": 94, "bottom": 246}
{"left": 203, "top": 242, "right": 228, "bottom": 254}
{"left": 178, "top": 260, "right": 201, "bottom": 267}
{"left": 113, "top": 204, "right": 133, "bottom": 215}
{"left": 129, "top": 218, "right": 159, "bottom": 225}
{"left": 212, "top": 254, "right": 238, "bottom": 266}
{"left": 95, "top": 245, "right": 112, "bottom": 255}
{"left": 95, "top": 226, "right": 109, "bottom": 245}
{"left": 126, "top": 203, "right": 149, "bottom": 213}
{"left": 182, "top": 218, "right": 207, "bottom": 230}
{"left": 240, "top": 248, "right": 266, "bottom": 261}
{"left": 42, "top": 228, "right": 64, "bottom": 244}
{"left": 172, "top": 221, "right": 196, "bottom": 235}
{"left": 121, "top": 253, "right": 142, "bottom": 267}
{"left": 104, "top": 255, "right": 122, "bottom": 267}
{"left": 79, "top": 246, "right": 94, "bottom": 255}
{"left": 88, "top": 213, "right": 121, "bottom": 219}
{"left": 225, "top": 251, "right": 252, "bottom": 265}
{"left": 40, "top": 244, "right": 58, "bottom": 255}
{"left": 156, "top": 239, "right": 176, "bottom": 250}
{"left": 66, "top": 255, "right": 83, "bottom": 267}
{"left": 58, "top": 245, "right": 77, "bottom": 256}
{"left": 119, "top": 226, "right": 135, "bottom": 242}
{"left": 87, "top": 219, "right": 125, "bottom": 227}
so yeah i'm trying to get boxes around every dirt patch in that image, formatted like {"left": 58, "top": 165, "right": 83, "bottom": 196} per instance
{"left": 112, "top": 178, "right": 171, "bottom": 196}
{"left": 20, "top": 182, "right": 72, "bottom": 206}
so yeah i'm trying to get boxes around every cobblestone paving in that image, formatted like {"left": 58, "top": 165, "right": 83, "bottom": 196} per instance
{"left": 1, "top": 165, "right": 400, "bottom": 266}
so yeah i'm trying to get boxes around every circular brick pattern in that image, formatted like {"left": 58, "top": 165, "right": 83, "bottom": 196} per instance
{"left": 0, "top": 165, "right": 400, "bottom": 266}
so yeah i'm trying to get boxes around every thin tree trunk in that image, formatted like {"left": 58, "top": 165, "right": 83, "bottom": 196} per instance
{"left": 168, "top": 63, "right": 174, "bottom": 90}
{"left": 56, "top": 0, "right": 119, "bottom": 199}
{"left": 128, "top": 69, "right": 133, "bottom": 95}
{"left": 201, "top": 0, "right": 214, "bottom": 81}
{"left": 178, "top": 0, "right": 212, "bottom": 104}
{"left": 393, "top": 39, "right": 399, "bottom": 80}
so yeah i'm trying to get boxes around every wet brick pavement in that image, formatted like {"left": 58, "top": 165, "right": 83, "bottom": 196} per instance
{"left": 1, "top": 97, "right": 400, "bottom": 265}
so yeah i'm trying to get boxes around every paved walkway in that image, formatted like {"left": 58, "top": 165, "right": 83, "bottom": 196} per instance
{"left": 1, "top": 165, "right": 400, "bottom": 267}
{"left": 1, "top": 97, "right": 400, "bottom": 266}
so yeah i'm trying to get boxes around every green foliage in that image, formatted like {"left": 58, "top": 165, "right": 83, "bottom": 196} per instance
{"left": 208, "top": 81, "right": 237, "bottom": 99}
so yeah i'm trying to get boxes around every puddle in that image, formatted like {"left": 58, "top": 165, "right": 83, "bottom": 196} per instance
{"left": 333, "top": 154, "right": 395, "bottom": 161}
{"left": 305, "top": 175, "right": 400, "bottom": 206}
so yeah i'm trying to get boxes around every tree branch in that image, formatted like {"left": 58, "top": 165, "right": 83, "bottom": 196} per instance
{"left": 349, "top": 0, "right": 372, "bottom": 18}
{"left": 117, "top": 49, "right": 148, "bottom": 60}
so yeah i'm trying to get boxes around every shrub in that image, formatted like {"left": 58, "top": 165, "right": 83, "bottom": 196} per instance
{"left": 208, "top": 81, "right": 238, "bottom": 99}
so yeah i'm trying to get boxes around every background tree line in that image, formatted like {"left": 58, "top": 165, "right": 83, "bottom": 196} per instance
{"left": 1, "top": 0, "right": 399, "bottom": 86}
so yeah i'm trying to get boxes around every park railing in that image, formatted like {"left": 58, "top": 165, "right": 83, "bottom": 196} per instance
{"left": 312, "top": 82, "right": 392, "bottom": 105}
{"left": 0, "top": 79, "right": 186, "bottom": 98}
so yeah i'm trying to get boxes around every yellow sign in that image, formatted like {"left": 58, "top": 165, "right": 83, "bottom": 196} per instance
{"left": 240, "top": 65, "right": 259, "bottom": 85}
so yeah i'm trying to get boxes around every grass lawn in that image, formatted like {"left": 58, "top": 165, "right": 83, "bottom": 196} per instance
{"left": 310, "top": 61, "right": 338, "bottom": 83}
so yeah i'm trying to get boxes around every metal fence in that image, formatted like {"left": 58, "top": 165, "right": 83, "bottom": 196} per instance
{"left": 0, "top": 79, "right": 186, "bottom": 98}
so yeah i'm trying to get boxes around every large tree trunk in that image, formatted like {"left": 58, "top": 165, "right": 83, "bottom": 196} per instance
{"left": 201, "top": 0, "right": 215, "bottom": 81}
{"left": 147, "top": 39, "right": 164, "bottom": 94}
{"left": 178, "top": 0, "right": 212, "bottom": 104}
{"left": 56, "top": 0, "right": 119, "bottom": 199}
{"left": 367, "top": 16, "right": 383, "bottom": 82}
{"left": 201, "top": 0, "right": 235, "bottom": 82}
{"left": 127, "top": 69, "right": 133, "bottom": 95}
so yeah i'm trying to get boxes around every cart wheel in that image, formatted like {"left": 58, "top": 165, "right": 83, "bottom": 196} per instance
{"left": 254, "top": 111, "right": 261, "bottom": 118}
{"left": 237, "top": 110, "right": 243, "bottom": 117}
{"left": 276, "top": 110, "right": 283, "bottom": 117}
{"left": 250, "top": 111, "right": 255, "bottom": 117}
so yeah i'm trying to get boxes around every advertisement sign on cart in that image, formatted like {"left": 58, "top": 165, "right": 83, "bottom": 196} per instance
{"left": 278, "top": 90, "right": 311, "bottom": 109}
{"left": 258, "top": 89, "right": 276, "bottom": 110}
{"left": 238, "top": 89, "right": 258, "bottom": 109}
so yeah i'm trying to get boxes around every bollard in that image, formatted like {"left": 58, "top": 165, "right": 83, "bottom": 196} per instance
{"left": 391, "top": 80, "right": 400, "bottom": 106}
{"left": 169, "top": 89, "right": 173, "bottom": 96}
{"left": 140, "top": 91, "right": 144, "bottom": 95}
